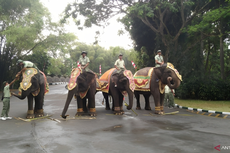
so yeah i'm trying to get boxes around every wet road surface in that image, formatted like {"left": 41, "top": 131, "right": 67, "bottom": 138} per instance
{"left": 0, "top": 84, "right": 229, "bottom": 153}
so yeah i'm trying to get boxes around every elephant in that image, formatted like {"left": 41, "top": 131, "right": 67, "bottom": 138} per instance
{"left": 61, "top": 70, "right": 97, "bottom": 119}
{"left": 102, "top": 92, "right": 113, "bottom": 110}
{"left": 99, "top": 69, "right": 134, "bottom": 115}
{"left": 12, "top": 68, "right": 48, "bottom": 119}
{"left": 134, "top": 63, "right": 182, "bottom": 114}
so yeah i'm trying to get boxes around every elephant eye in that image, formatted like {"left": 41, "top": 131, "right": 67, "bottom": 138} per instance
{"left": 119, "top": 78, "right": 127, "bottom": 83}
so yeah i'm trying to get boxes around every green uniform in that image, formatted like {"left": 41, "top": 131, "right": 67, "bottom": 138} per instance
{"left": 1, "top": 85, "right": 10, "bottom": 117}
{"left": 79, "top": 56, "right": 90, "bottom": 71}
{"left": 164, "top": 85, "right": 175, "bottom": 108}
{"left": 23, "top": 61, "right": 38, "bottom": 69}
{"left": 114, "top": 59, "right": 125, "bottom": 73}
{"left": 155, "top": 55, "right": 164, "bottom": 67}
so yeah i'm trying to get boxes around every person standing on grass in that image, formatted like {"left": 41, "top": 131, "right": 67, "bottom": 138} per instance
{"left": 1, "top": 80, "right": 16, "bottom": 121}
{"left": 164, "top": 85, "right": 175, "bottom": 109}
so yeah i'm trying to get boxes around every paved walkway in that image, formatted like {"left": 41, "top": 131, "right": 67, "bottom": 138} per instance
{"left": 0, "top": 84, "right": 229, "bottom": 153}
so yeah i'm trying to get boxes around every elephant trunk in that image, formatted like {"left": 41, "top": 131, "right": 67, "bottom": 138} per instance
{"left": 167, "top": 77, "right": 181, "bottom": 89}
{"left": 61, "top": 89, "right": 75, "bottom": 119}
{"left": 126, "top": 88, "right": 133, "bottom": 110}
{"left": 13, "top": 93, "right": 27, "bottom": 100}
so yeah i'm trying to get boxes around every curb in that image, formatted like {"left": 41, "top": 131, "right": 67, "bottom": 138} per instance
{"left": 174, "top": 104, "right": 230, "bottom": 115}
{"left": 49, "top": 82, "right": 68, "bottom": 85}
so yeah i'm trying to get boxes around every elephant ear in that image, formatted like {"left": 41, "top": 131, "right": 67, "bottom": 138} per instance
{"left": 30, "top": 76, "right": 39, "bottom": 92}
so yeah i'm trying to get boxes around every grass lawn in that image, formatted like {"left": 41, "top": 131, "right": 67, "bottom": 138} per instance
{"left": 175, "top": 98, "right": 230, "bottom": 112}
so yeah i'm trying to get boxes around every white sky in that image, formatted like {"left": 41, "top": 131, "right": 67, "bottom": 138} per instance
{"left": 40, "top": 0, "right": 133, "bottom": 50}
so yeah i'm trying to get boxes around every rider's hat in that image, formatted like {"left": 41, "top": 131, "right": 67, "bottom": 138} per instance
{"left": 3, "top": 81, "right": 7, "bottom": 86}
{"left": 17, "top": 59, "right": 23, "bottom": 64}
{"left": 81, "top": 51, "right": 87, "bottom": 55}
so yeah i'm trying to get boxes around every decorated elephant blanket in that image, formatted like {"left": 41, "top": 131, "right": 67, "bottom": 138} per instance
{"left": 19, "top": 68, "right": 49, "bottom": 96}
{"left": 134, "top": 67, "right": 154, "bottom": 91}
{"left": 123, "top": 70, "right": 135, "bottom": 92}
{"left": 97, "top": 69, "right": 135, "bottom": 96}
{"left": 39, "top": 71, "right": 49, "bottom": 95}
{"left": 68, "top": 68, "right": 81, "bottom": 90}
{"left": 134, "top": 63, "right": 182, "bottom": 93}
{"left": 97, "top": 68, "right": 116, "bottom": 93}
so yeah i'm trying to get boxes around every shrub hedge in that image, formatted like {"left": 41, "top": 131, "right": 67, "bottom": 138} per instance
{"left": 176, "top": 77, "right": 230, "bottom": 100}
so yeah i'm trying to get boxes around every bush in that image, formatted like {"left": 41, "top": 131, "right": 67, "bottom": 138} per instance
{"left": 176, "top": 77, "right": 230, "bottom": 100}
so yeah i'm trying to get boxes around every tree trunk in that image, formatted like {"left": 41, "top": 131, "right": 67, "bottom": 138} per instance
{"left": 164, "top": 45, "right": 170, "bottom": 63}
{"left": 220, "top": 35, "right": 224, "bottom": 80}
{"left": 219, "top": 3, "right": 225, "bottom": 80}
{"left": 200, "top": 33, "right": 204, "bottom": 59}
{"left": 205, "top": 41, "right": 210, "bottom": 72}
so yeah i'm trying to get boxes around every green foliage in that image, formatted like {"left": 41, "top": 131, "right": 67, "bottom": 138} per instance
{"left": 187, "top": 3, "right": 230, "bottom": 34}
{"left": 47, "top": 58, "right": 68, "bottom": 76}
{"left": 177, "top": 77, "right": 230, "bottom": 100}
{"left": 24, "top": 51, "right": 51, "bottom": 74}
{"left": 0, "top": 0, "right": 77, "bottom": 89}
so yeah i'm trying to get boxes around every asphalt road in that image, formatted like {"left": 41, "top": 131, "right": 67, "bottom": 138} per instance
{"left": 0, "top": 84, "right": 229, "bottom": 153}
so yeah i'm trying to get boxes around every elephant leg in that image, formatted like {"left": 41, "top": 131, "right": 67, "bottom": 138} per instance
{"left": 103, "top": 92, "right": 110, "bottom": 110}
{"left": 112, "top": 96, "right": 115, "bottom": 111}
{"left": 119, "top": 93, "right": 124, "bottom": 115}
{"left": 76, "top": 96, "right": 84, "bottom": 116}
{"left": 144, "top": 94, "right": 151, "bottom": 110}
{"left": 152, "top": 91, "right": 161, "bottom": 115}
{"left": 135, "top": 92, "right": 141, "bottom": 110}
{"left": 83, "top": 98, "right": 87, "bottom": 113}
{"left": 109, "top": 96, "right": 112, "bottom": 103}
{"left": 160, "top": 93, "right": 165, "bottom": 114}
{"left": 34, "top": 92, "right": 44, "bottom": 118}
{"left": 27, "top": 94, "right": 34, "bottom": 119}
{"left": 88, "top": 88, "right": 96, "bottom": 117}
{"left": 110, "top": 88, "right": 121, "bottom": 115}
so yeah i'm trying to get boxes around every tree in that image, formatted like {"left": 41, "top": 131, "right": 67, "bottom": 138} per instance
{"left": 24, "top": 51, "right": 51, "bottom": 74}
{"left": 186, "top": 0, "right": 230, "bottom": 79}
{"left": 0, "top": 0, "right": 78, "bottom": 88}
{"left": 62, "top": 0, "right": 211, "bottom": 61}
{"left": 0, "top": 0, "right": 46, "bottom": 87}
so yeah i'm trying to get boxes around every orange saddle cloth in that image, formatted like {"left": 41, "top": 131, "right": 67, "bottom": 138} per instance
{"left": 97, "top": 68, "right": 116, "bottom": 93}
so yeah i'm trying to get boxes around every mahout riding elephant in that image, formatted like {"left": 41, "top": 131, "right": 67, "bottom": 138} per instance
{"left": 134, "top": 63, "right": 182, "bottom": 114}
{"left": 98, "top": 68, "right": 135, "bottom": 115}
{"left": 61, "top": 68, "right": 97, "bottom": 118}
{"left": 12, "top": 68, "right": 49, "bottom": 119}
